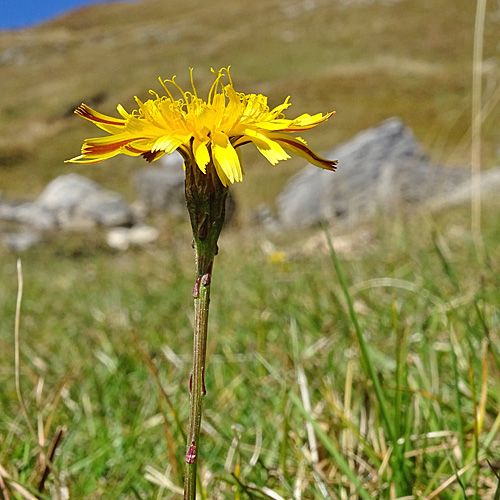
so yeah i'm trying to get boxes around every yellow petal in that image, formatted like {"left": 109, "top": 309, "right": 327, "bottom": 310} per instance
{"left": 117, "top": 104, "right": 131, "bottom": 119}
{"left": 193, "top": 139, "right": 210, "bottom": 173}
{"left": 65, "top": 150, "right": 119, "bottom": 163}
{"left": 250, "top": 119, "right": 295, "bottom": 131}
{"left": 212, "top": 132, "right": 243, "bottom": 185}
{"left": 239, "top": 128, "right": 290, "bottom": 165}
{"left": 285, "top": 111, "right": 336, "bottom": 131}
{"left": 152, "top": 135, "right": 183, "bottom": 153}
{"left": 269, "top": 97, "right": 291, "bottom": 116}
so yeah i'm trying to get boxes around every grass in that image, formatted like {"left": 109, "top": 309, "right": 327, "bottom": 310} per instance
{"left": 1, "top": 198, "right": 500, "bottom": 499}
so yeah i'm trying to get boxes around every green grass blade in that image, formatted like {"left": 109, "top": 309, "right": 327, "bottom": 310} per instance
{"left": 494, "top": 469, "right": 500, "bottom": 500}
{"left": 279, "top": 387, "right": 290, "bottom": 481}
{"left": 431, "top": 231, "right": 460, "bottom": 292}
{"left": 289, "top": 391, "right": 373, "bottom": 500}
{"left": 324, "top": 230, "right": 396, "bottom": 444}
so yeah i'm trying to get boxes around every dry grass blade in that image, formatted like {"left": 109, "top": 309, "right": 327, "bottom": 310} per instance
{"left": 144, "top": 466, "right": 184, "bottom": 496}
{"left": 296, "top": 366, "right": 319, "bottom": 464}
{"left": 230, "top": 474, "right": 287, "bottom": 500}
{"left": 0, "top": 464, "right": 39, "bottom": 500}
{"left": 471, "top": 0, "right": 488, "bottom": 258}
{"left": 426, "top": 457, "right": 484, "bottom": 500}
{"left": 14, "top": 259, "right": 36, "bottom": 439}
{"left": 0, "top": 470, "right": 11, "bottom": 500}
{"left": 10, "top": 482, "right": 39, "bottom": 500}
{"left": 11, "top": 260, "right": 65, "bottom": 498}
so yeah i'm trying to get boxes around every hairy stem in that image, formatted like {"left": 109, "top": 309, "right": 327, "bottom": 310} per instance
{"left": 183, "top": 159, "right": 228, "bottom": 500}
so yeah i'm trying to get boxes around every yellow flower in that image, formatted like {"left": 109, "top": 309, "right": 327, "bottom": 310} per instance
{"left": 268, "top": 250, "right": 288, "bottom": 264}
{"left": 66, "top": 68, "right": 337, "bottom": 187}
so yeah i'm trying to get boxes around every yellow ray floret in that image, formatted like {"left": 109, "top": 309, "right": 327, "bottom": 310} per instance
{"left": 66, "top": 67, "right": 337, "bottom": 186}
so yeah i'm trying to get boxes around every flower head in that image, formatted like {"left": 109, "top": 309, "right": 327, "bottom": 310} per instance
{"left": 66, "top": 68, "right": 337, "bottom": 186}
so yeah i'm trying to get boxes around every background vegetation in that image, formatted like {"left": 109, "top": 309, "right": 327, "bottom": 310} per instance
{"left": 1, "top": 0, "right": 500, "bottom": 498}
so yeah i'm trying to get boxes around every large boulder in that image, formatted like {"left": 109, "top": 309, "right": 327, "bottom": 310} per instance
{"left": 0, "top": 174, "right": 135, "bottom": 251}
{"left": 37, "top": 173, "right": 134, "bottom": 228}
{"left": 74, "top": 190, "right": 134, "bottom": 228}
{"left": 37, "top": 174, "right": 101, "bottom": 214}
{"left": 276, "top": 118, "right": 471, "bottom": 227}
{"left": 132, "top": 153, "right": 187, "bottom": 217}
{"left": 426, "top": 167, "right": 500, "bottom": 210}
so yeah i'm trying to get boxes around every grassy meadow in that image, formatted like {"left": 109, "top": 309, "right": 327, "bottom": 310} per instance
{"left": 1, "top": 0, "right": 500, "bottom": 498}
{"left": 1, "top": 203, "right": 500, "bottom": 499}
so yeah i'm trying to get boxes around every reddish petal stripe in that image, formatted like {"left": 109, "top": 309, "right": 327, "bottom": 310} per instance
{"left": 75, "top": 104, "right": 126, "bottom": 127}
{"left": 83, "top": 137, "right": 145, "bottom": 155}
{"left": 276, "top": 137, "right": 338, "bottom": 170}
{"left": 125, "top": 144, "right": 148, "bottom": 154}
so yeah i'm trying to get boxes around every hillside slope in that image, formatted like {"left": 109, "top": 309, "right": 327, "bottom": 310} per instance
{"left": 0, "top": 0, "right": 499, "bottom": 211}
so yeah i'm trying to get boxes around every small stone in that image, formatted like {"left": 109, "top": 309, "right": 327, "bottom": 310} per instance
{"left": 106, "top": 225, "right": 159, "bottom": 250}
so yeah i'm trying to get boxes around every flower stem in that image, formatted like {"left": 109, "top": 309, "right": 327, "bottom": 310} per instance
{"left": 183, "top": 160, "right": 228, "bottom": 500}
{"left": 184, "top": 269, "right": 211, "bottom": 500}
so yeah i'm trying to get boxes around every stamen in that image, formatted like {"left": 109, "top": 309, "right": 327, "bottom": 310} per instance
{"left": 189, "top": 67, "right": 197, "bottom": 98}
{"left": 167, "top": 75, "right": 190, "bottom": 106}
{"left": 149, "top": 90, "right": 160, "bottom": 100}
{"left": 208, "top": 68, "right": 226, "bottom": 105}
{"left": 226, "top": 65, "right": 233, "bottom": 87}
{"left": 157, "top": 76, "right": 177, "bottom": 103}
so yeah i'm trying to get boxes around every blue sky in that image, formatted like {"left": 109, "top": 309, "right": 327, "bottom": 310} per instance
{"left": 0, "top": 0, "right": 129, "bottom": 30}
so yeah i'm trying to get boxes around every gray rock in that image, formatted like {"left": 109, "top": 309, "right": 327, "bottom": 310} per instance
{"left": 37, "top": 173, "right": 100, "bottom": 224}
{"left": 75, "top": 190, "right": 134, "bottom": 228}
{"left": 37, "top": 173, "right": 133, "bottom": 228}
{"left": 132, "top": 153, "right": 187, "bottom": 217}
{"left": 0, "top": 174, "right": 135, "bottom": 252}
{"left": 427, "top": 167, "right": 500, "bottom": 210}
{"left": 1, "top": 231, "right": 42, "bottom": 251}
{"left": 0, "top": 46, "right": 28, "bottom": 66}
{"left": 276, "top": 118, "right": 470, "bottom": 227}
{"left": 251, "top": 204, "right": 282, "bottom": 232}
{"left": 106, "top": 225, "right": 159, "bottom": 251}
{"left": 0, "top": 201, "right": 57, "bottom": 229}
